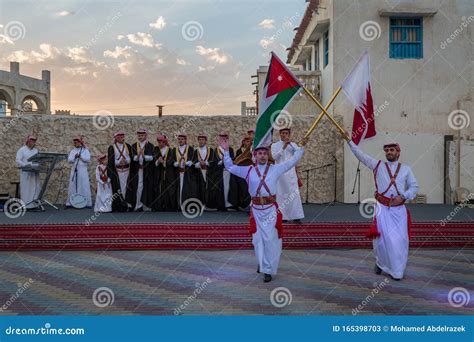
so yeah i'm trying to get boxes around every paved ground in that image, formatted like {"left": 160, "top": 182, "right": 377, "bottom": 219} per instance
{"left": 1, "top": 203, "right": 473, "bottom": 225}
{"left": 0, "top": 248, "right": 472, "bottom": 315}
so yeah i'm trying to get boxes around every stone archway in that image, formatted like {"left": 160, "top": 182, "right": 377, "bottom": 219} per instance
{"left": 0, "top": 89, "right": 14, "bottom": 115}
{"left": 20, "top": 94, "right": 46, "bottom": 114}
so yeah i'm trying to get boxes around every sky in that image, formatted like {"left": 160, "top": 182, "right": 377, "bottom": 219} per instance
{"left": 0, "top": 0, "right": 304, "bottom": 115}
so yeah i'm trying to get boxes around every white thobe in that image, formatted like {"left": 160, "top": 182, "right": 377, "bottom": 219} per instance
{"left": 94, "top": 165, "right": 112, "bottom": 213}
{"left": 349, "top": 141, "right": 419, "bottom": 279}
{"left": 224, "top": 147, "right": 305, "bottom": 275}
{"left": 113, "top": 143, "right": 131, "bottom": 198}
{"left": 194, "top": 146, "right": 210, "bottom": 182}
{"left": 66, "top": 147, "right": 92, "bottom": 207}
{"left": 133, "top": 141, "right": 153, "bottom": 210}
{"left": 218, "top": 147, "right": 232, "bottom": 208}
{"left": 271, "top": 140, "right": 304, "bottom": 220}
{"left": 15, "top": 145, "right": 40, "bottom": 208}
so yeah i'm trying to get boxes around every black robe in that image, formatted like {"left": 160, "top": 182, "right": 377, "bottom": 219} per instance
{"left": 229, "top": 147, "right": 251, "bottom": 209}
{"left": 207, "top": 147, "right": 234, "bottom": 210}
{"left": 107, "top": 143, "right": 133, "bottom": 212}
{"left": 126, "top": 141, "right": 155, "bottom": 209}
{"left": 192, "top": 146, "right": 216, "bottom": 206}
{"left": 170, "top": 145, "right": 200, "bottom": 208}
{"left": 152, "top": 146, "right": 178, "bottom": 211}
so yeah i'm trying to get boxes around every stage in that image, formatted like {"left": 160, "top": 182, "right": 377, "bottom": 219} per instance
{"left": 0, "top": 204, "right": 472, "bottom": 250}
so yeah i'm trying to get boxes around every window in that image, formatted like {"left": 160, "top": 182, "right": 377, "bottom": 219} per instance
{"left": 323, "top": 31, "right": 329, "bottom": 67}
{"left": 390, "top": 17, "right": 423, "bottom": 59}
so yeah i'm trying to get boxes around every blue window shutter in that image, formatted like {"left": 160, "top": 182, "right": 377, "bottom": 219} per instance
{"left": 389, "top": 17, "right": 423, "bottom": 59}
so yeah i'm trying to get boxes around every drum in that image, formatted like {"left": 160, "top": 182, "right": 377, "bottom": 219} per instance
{"left": 70, "top": 193, "right": 88, "bottom": 209}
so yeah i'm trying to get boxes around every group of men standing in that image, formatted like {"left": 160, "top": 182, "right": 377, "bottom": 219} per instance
{"left": 15, "top": 128, "right": 305, "bottom": 222}
{"left": 104, "top": 128, "right": 305, "bottom": 218}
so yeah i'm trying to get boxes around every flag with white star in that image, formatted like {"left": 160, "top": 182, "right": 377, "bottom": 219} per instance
{"left": 253, "top": 52, "right": 302, "bottom": 150}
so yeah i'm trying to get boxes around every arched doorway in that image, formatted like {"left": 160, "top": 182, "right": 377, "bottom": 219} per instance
{"left": 0, "top": 89, "right": 13, "bottom": 116}
{"left": 20, "top": 95, "right": 46, "bottom": 114}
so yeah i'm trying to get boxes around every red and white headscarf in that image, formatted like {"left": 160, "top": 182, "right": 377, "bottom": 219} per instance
{"left": 25, "top": 134, "right": 37, "bottom": 145}
{"left": 97, "top": 153, "right": 107, "bottom": 162}
{"left": 73, "top": 135, "right": 86, "bottom": 147}
{"left": 112, "top": 131, "right": 125, "bottom": 144}
{"left": 157, "top": 134, "right": 169, "bottom": 146}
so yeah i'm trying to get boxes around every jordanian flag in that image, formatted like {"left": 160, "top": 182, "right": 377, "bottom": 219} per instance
{"left": 253, "top": 52, "right": 302, "bottom": 149}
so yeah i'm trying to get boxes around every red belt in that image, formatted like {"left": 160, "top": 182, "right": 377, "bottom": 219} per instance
{"left": 375, "top": 192, "right": 405, "bottom": 207}
{"left": 251, "top": 195, "right": 276, "bottom": 206}
{"left": 116, "top": 164, "right": 130, "bottom": 170}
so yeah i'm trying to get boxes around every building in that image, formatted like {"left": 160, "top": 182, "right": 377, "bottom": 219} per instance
{"left": 0, "top": 62, "right": 51, "bottom": 115}
{"left": 284, "top": 0, "right": 473, "bottom": 204}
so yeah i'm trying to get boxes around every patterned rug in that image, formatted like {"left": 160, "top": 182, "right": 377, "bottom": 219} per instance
{"left": 0, "top": 222, "right": 472, "bottom": 250}
{"left": 0, "top": 249, "right": 471, "bottom": 315}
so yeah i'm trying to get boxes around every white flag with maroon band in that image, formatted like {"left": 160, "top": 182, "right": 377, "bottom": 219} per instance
{"left": 341, "top": 51, "right": 376, "bottom": 145}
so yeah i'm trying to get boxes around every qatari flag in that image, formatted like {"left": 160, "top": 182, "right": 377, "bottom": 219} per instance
{"left": 341, "top": 51, "right": 376, "bottom": 145}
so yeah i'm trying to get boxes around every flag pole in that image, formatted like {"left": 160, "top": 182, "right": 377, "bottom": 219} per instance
{"left": 301, "top": 86, "right": 351, "bottom": 141}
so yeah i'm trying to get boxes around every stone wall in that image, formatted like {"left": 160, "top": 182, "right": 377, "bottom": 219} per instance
{"left": 0, "top": 114, "right": 344, "bottom": 204}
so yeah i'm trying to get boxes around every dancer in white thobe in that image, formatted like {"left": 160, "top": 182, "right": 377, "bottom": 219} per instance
{"left": 94, "top": 154, "right": 112, "bottom": 213}
{"left": 221, "top": 136, "right": 308, "bottom": 282}
{"left": 271, "top": 128, "right": 304, "bottom": 222}
{"left": 66, "top": 136, "right": 92, "bottom": 208}
{"left": 15, "top": 135, "right": 40, "bottom": 209}
{"left": 348, "top": 140, "right": 418, "bottom": 280}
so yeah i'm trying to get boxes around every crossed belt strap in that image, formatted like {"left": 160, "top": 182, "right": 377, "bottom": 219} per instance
{"left": 374, "top": 160, "right": 402, "bottom": 200}
{"left": 254, "top": 163, "right": 272, "bottom": 199}
{"left": 115, "top": 143, "right": 128, "bottom": 161}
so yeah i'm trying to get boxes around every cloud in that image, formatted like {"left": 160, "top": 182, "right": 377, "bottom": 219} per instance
{"left": 149, "top": 16, "right": 166, "bottom": 30}
{"left": 56, "top": 11, "right": 75, "bottom": 17}
{"left": 198, "top": 65, "right": 215, "bottom": 72}
{"left": 103, "top": 45, "right": 135, "bottom": 59}
{"left": 258, "top": 19, "right": 275, "bottom": 29}
{"left": 104, "top": 45, "right": 159, "bottom": 76}
{"left": 6, "top": 43, "right": 61, "bottom": 63}
{"left": 0, "top": 35, "right": 14, "bottom": 45}
{"left": 117, "top": 32, "right": 161, "bottom": 48}
{"left": 196, "top": 45, "right": 230, "bottom": 64}
{"left": 176, "top": 58, "right": 190, "bottom": 66}
{"left": 3, "top": 43, "right": 106, "bottom": 78}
